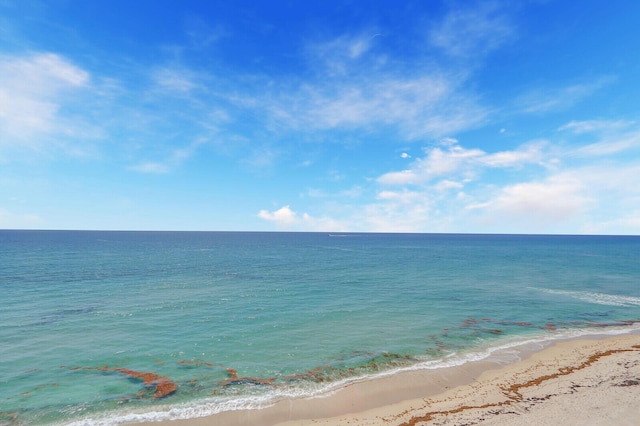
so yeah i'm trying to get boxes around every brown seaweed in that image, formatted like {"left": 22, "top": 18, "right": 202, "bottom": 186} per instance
{"left": 61, "top": 365, "right": 177, "bottom": 398}
{"left": 394, "top": 346, "right": 640, "bottom": 426}
{"left": 220, "top": 368, "right": 275, "bottom": 387}
{"left": 108, "top": 367, "right": 177, "bottom": 398}
{"left": 178, "top": 359, "right": 215, "bottom": 367}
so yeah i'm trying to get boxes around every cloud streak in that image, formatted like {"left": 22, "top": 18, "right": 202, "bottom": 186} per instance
{"left": 516, "top": 77, "right": 612, "bottom": 114}
{"left": 429, "top": 2, "right": 514, "bottom": 58}
{"left": 129, "top": 137, "right": 209, "bottom": 174}
{"left": 0, "top": 53, "right": 90, "bottom": 146}
{"left": 377, "top": 138, "right": 544, "bottom": 185}
{"left": 477, "top": 174, "right": 592, "bottom": 227}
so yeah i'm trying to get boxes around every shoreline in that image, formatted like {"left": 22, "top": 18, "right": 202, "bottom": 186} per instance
{"left": 131, "top": 332, "right": 640, "bottom": 425}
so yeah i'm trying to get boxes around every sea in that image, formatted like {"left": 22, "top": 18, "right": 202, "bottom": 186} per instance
{"left": 2, "top": 230, "right": 640, "bottom": 425}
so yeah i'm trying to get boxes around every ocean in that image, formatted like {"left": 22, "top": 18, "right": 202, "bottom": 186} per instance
{"left": 1, "top": 231, "right": 640, "bottom": 425}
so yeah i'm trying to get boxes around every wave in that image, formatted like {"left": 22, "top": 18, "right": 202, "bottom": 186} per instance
{"left": 530, "top": 287, "right": 640, "bottom": 307}
{"left": 64, "top": 323, "right": 640, "bottom": 426}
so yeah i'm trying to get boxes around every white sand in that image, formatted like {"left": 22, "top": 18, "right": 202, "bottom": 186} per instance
{"left": 139, "top": 333, "right": 640, "bottom": 426}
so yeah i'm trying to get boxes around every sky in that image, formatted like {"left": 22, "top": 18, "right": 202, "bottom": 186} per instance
{"left": 1, "top": 0, "right": 640, "bottom": 234}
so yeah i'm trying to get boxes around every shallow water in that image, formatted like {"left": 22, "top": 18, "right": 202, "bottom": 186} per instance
{"left": 1, "top": 231, "right": 639, "bottom": 424}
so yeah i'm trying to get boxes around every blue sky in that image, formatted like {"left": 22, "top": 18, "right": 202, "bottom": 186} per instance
{"left": 1, "top": 0, "right": 639, "bottom": 233}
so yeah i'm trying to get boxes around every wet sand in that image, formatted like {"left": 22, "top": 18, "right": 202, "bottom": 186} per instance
{"left": 139, "top": 333, "right": 640, "bottom": 425}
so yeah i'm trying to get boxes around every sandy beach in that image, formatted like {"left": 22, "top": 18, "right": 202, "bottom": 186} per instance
{"left": 141, "top": 333, "right": 640, "bottom": 426}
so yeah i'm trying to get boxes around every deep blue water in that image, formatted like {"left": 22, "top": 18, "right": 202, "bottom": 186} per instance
{"left": 1, "top": 231, "right": 639, "bottom": 424}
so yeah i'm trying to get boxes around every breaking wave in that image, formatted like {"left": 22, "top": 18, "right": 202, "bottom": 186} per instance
{"left": 531, "top": 288, "right": 640, "bottom": 307}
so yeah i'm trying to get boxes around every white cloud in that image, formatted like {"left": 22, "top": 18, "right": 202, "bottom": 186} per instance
{"left": 184, "top": 16, "right": 229, "bottom": 50}
{"left": 132, "top": 12, "right": 500, "bottom": 153}
{"left": 558, "top": 122, "right": 640, "bottom": 158}
{"left": 425, "top": 144, "right": 485, "bottom": 174}
{"left": 305, "top": 188, "right": 327, "bottom": 198}
{"left": 480, "top": 142, "right": 545, "bottom": 167}
{"left": 360, "top": 191, "right": 431, "bottom": 232}
{"left": 306, "top": 186, "right": 363, "bottom": 199}
{"left": 367, "top": 131, "right": 640, "bottom": 233}
{"left": 429, "top": 3, "right": 513, "bottom": 58}
{"left": 377, "top": 144, "right": 480, "bottom": 185}
{"left": 463, "top": 159, "right": 640, "bottom": 233}
{"left": 0, "top": 52, "right": 90, "bottom": 145}
{"left": 241, "top": 146, "right": 279, "bottom": 172}
{"left": 570, "top": 163, "right": 640, "bottom": 197}
{"left": 9, "top": 53, "right": 88, "bottom": 88}
{"left": 129, "top": 162, "right": 171, "bottom": 174}
{"left": 433, "top": 180, "right": 463, "bottom": 192}
{"left": 258, "top": 205, "right": 347, "bottom": 231}
{"left": 301, "top": 212, "right": 348, "bottom": 232}
{"left": 153, "top": 67, "right": 198, "bottom": 93}
{"left": 268, "top": 61, "right": 488, "bottom": 140}
{"left": 255, "top": 128, "right": 640, "bottom": 234}
{"left": 559, "top": 119, "right": 633, "bottom": 134}
{"left": 517, "top": 77, "right": 612, "bottom": 114}
{"left": 376, "top": 170, "right": 419, "bottom": 186}
{"left": 583, "top": 210, "right": 640, "bottom": 235}
{"left": 478, "top": 175, "right": 591, "bottom": 227}
{"left": 306, "top": 33, "right": 378, "bottom": 76}
{"left": 258, "top": 205, "right": 298, "bottom": 226}
{"left": 305, "top": 75, "right": 451, "bottom": 129}
{"left": 572, "top": 131, "right": 640, "bottom": 158}
{"left": 376, "top": 189, "right": 422, "bottom": 203}
{"left": 378, "top": 138, "right": 542, "bottom": 186}
{"left": 339, "top": 186, "right": 364, "bottom": 198}
{"left": 129, "top": 137, "right": 209, "bottom": 174}
{"left": 361, "top": 171, "right": 592, "bottom": 234}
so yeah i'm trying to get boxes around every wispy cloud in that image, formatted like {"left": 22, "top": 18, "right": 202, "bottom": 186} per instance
{"left": 304, "top": 185, "right": 364, "bottom": 199}
{"left": 15, "top": 5, "right": 506, "bottom": 173}
{"left": 152, "top": 66, "right": 199, "bottom": 93}
{"left": 480, "top": 142, "right": 545, "bottom": 167}
{"left": 428, "top": 2, "right": 514, "bottom": 58}
{"left": 472, "top": 159, "right": 640, "bottom": 234}
{"left": 571, "top": 131, "right": 640, "bottom": 158}
{"left": 474, "top": 174, "right": 592, "bottom": 228}
{"left": 183, "top": 15, "right": 229, "bottom": 51}
{"left": 129, "top": 162, "right": 172, "bottom": 174}
{"left": 259, "top": 12, "right": 501, "bottom": 141}
{"left": 267, "top": 73, "right": 488, "bottom": 140}
{"left": 559, "top": 119, "right": 640, "bottom": 157}
{"left": 517, "top": 77, "right": 612, "bottom": 114}
{"left": 584, "top": 210, "right": 640, "bottom": 235}
{"left": 559, "top": 119, "right": 634, "bottom": 134}
{"left": 129, "top": 137, "right": 209, "bottom": 174}
{"left": 360, "top": 190, "right": 432, "bottom": 232}
{"left": 377, "top": 138, "right": 544, "bottom": 185}
{"left": 305, "top": 32, "right": 380, "bottom": 76}
{"left": 0, "top": 53, "right": 91, "bottom": 147}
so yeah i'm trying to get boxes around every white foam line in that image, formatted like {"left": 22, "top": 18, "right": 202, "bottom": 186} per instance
{"left": 529, "top": 287, "right": 640, "bottom": 307}
{"left": 66, "top": 324, "right": 640, "bottom": 425}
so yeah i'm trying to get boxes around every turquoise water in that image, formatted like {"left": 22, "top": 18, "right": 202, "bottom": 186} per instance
{"left": 1, "top": 231, "right": 640, "bottom": 424}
